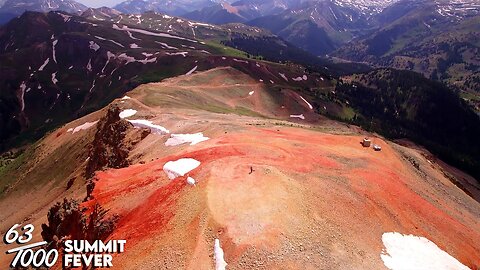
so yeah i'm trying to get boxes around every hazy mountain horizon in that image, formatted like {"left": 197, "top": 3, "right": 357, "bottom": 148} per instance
{"left": 76, "top": 0, "right": 123, "bottom": 8}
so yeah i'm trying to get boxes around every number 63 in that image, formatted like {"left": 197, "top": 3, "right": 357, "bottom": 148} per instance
{"left": 3, "top": 224, "right": 34, "bottom": 244}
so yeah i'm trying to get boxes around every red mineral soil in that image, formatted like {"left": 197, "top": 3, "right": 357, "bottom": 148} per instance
{"left": 88, "top": 127, "right": 480, "bottom": 269}
{"left": 0, "top": 67, "right": 479, "bottom": 269}
{"left": 87, "top": 68, "right": 480, "bottom": 269}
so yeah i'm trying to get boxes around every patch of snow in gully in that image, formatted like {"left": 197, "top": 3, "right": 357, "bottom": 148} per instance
{"left": 299, "top": 95, "right": 313, "bottom": 110}
{"left": 38, "top": 58, "right": 50, "bottom": 71}
{"left": 185, "top": 66, "right": 197, "bottom": 76}
{"left": 51, "top": 72, "right": 58, "bottom": 85}
{"left": 113, "top": 24, "right": 197, "bottom": 43}
{"left": 52, "top": 40, "right": 58, "bottom": 63}
{"left": 155, "top": 41, "right": 178, "bottom": 50}
{"left": 279, "top": 73, "right": 288, "bottom": 81}
{"left": 19, "top": 82, "right": 26, "bottom": 112}
{"left": 214, "top": 239, "right": 228, "bottom": 270}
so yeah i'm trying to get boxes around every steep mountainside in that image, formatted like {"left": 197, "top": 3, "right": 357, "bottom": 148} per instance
{"left": 334, "top": 0, "right": 480, "bottom": 96}
{"left": 248, "top": 0, "right": 480, "bottom": 57}
{"left": 0, "top": 0, "right": 87, "bottom": 24}
{"left": 186, "top": 0, "right": 404, "bottom": 55}
{"left": 184, "top": 3, "right": 250, "bottom": 24}
{"left": 248, "top": 1, "right": 376, "bottom": 55}
{"left": 0, "top": 10, "right": 339, "bottom": 151}
{"left": 0, "top": 68, "right": 479, "bottom": 269}
{"left": 80, "top": 10, "right": 356, "bottom": 73}
{"left": 335, "top": 69, "right": 480, "bottom": 179}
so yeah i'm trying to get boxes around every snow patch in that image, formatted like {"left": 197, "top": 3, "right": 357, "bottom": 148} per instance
{"left": 19, "top": 81, "right": 26, "bottom": 112}
{"left": 381, "top": 232, "right": 469, "bottom": 270}
{"left": 187, "top": 177, "right": 196, "bottom": 186}
{"left": 87, "top": 59, "right": 92, "bottom": 72}
{"left": 58, "top": 13, "right": 71, "bottom": 22}
{"left": 130, "top": 43, "right": 141, "bottom": 49}
{"left": 117, "top": 53, "right": 136, "bottom": 64}
{"left": 126, "top": 30, "right": 141, "bottom": 40}
{"left": 279, "top": 73, "right": 288, "bottom": 81}
{"left": 39, "top": 58, "right": 50, "bottom": 71}
{"left": 214, "top": 239, "right": 228, "bottom": 270}
{"left": 52, "top": 40, "right": 58, "bottom": 63}
{"left": 115, "top": 52, "right": 156, "bottom": 65}
{"left": 233, "top": 58, "right": 248, "bottom": 64}
{"left": 137, "top": 57, "right": 157, "bottom": 64}
{"left": 185, "top": 66, "right": 198, "bottom": 76}
{"left": 299, "top": 95, "right": 313, "bottom": 110}
{"left": 119, "top": 109, "right": 137, "bottom": 119}
{"left": 163, "top": 158, "right": 201, "bottom": 180}
{"left": 72, "top": 121, "right": 98, "bottom": 134}
{"left": 155, "top": 41, "right": 178, "bottom": 50}
{"left": 95, "top": 36, "right": 124, "bottom": 48}
{"left": 292, "top": 75, "right": 308, "bottom": 81}
{"left": 166, "top": 51, "right": 188, "bottom": 57}
{"left": 127, "top": 119, "right": 169, "bottom": 134}
{"left": 89, "top": 79, "right": 96, "bottom": 93}
{"left": 165, "top": 133, "right": 209, "bottom": 146}
{"left": 89, "top": 41, "right": 100, "bottom": 51}
{"left": 113, "top": 24, "right": 197, "bottom": 43}
{"left": 51, "top": 72, "right": 58, "bottom": 85}
{"left": 290, "top": 114, "right": 305, "bottom": 120}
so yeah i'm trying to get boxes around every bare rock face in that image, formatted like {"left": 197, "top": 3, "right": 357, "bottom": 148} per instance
{"left": 85, "top": 105, "right": 149, "bottom": 180}
{"left": 41, "top": 199, "right": 118, "bottom": 249}
{"left": 41, "top": 198, "right": 85, "bottom": 249}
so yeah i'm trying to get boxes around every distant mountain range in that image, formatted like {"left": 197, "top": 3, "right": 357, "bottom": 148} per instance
{"left": 0, "top": 0, "right": 479, "bottom": 143}
{"left": 0, "top": 0, "right": 87, "bottom": 24}
{"left": 334, "top": 0, "right": 480, "bottom": 97}
{"left": 113, "top": 0, "right": 235, "bottom": 16}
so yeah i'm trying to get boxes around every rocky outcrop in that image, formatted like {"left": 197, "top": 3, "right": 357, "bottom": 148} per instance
{"left": 41, "top": 199, "right": 118, "bottom": 249}
{"left": 85, "top": 105, "right": 150, "bottom": 179}
{"left": 41, "top": 198, "right": 86, "bottom": 249}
